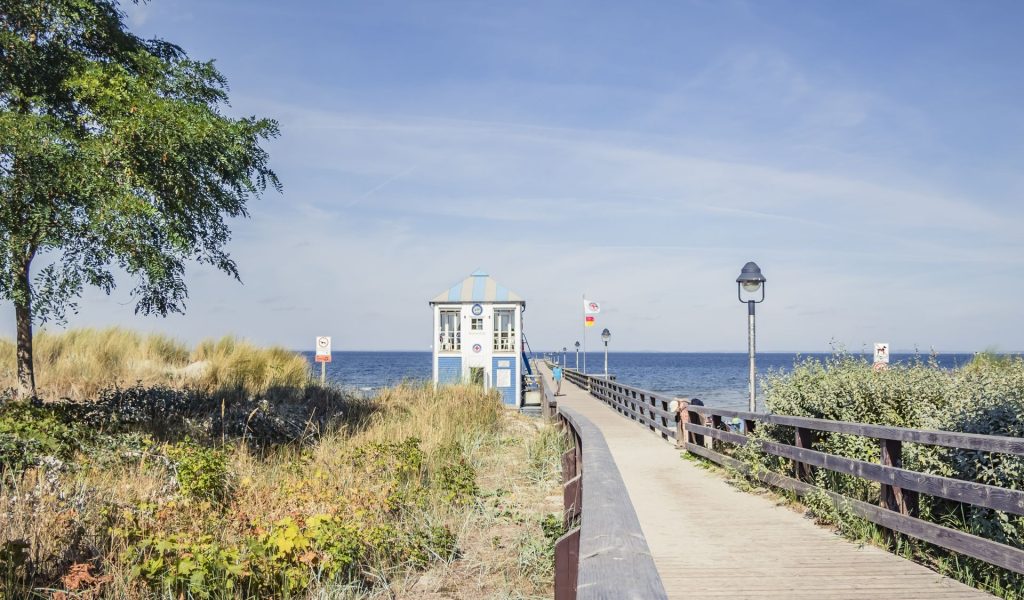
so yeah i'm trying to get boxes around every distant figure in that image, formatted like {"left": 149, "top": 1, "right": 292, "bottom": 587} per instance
{"left": 552, "top": 365, "right": 563, "bottom": 396}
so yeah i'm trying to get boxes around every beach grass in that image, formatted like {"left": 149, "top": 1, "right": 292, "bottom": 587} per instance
{"left": 0, "top": 327, "right": 311, "bottom": 401}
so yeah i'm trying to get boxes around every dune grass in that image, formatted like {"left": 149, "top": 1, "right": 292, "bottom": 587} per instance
{"left": 0, "top": 327, "right": 311, "bottom": 401}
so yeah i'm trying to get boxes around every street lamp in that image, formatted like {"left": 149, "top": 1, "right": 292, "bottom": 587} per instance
{"left": 574, "top": 341, "right": 580, "bottom": 370}
{"left": 736, "top": 262, "right": 766, "bottom": 412}
{"left": 601, "top": 328, "right": 611, "bottom": 378}
{"left": 562, "top": 346, "right": 567, "bottom": 367}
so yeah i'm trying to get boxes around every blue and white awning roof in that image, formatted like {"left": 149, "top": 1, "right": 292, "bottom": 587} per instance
{"left": 430, "top": 270, "right": 524, "bottom": 304}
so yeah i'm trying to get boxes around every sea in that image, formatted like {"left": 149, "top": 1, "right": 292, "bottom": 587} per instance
{"left": 301, "top": 351, "right": 979, "bottom": 411}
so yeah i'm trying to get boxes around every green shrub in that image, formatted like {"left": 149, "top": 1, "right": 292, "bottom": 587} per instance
{"left": 133, "top": 535, "right": 246, "bottom": 599}
{"left": 247, "top": 516, "right": 315, "bottom": 595}
{"left": 407, "top": 524, "right": 458, "bottom": 566}
{"left": 437, "top": 459, "right": 479, "bottom": 505}
{"left": 0, "top": 402, "right": 90, "bottom": 472}
{"left": 306, "top": 515, "right": 363, "bottom": 579}
{"left": 165, "top": 440, "right": 232, "bottom": 502}
{"left": 540, "top": 513, "right": 564, "bottom": 541}
{"left": 351, "top": 437, "right": 425, "bottom": 481}
{"left": 0, "top": 432, "right": 44, "bottom": 474}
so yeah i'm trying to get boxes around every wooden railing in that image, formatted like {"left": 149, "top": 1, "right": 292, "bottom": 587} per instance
{"left": 564, "top": 367, "right": 679, "bottom": 441}
{"left": 560, "top": 366, "right": 1024, "bottom": 576}
{"left": 682, "top": 405, "right": 1024, "bottom": 575}
{"left": 537, "top": 365, "right": 667, "bottom": 600}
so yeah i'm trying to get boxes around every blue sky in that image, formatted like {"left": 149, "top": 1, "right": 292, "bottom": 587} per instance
{"left": 4, "top": 0, "right": 1024, "bottom": 352}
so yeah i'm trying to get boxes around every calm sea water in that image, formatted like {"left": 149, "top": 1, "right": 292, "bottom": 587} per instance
{"left": 301, "top": 351, "right": 976, "bottom": 410}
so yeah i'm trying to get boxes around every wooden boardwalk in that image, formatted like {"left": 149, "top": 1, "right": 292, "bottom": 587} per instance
{"left": 538, "top": 363, "right": 991, "bottom": 599}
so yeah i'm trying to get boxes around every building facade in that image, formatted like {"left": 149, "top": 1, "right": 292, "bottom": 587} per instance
{"left": 430, "top": 271, "right": 525, "bottom": 406}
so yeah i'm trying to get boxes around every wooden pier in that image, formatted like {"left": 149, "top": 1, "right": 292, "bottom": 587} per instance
{"left": 537, "top": 362, "right": 995, "bottom": 599}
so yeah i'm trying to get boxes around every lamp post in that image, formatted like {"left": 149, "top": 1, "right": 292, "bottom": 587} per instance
{"left": 562, "top": 346, "right": 567, "bottom": 367}
{"left": 574, "top": 341, "right": 580, "bottom": 370}
{"left": 736, "top": 262, "right": 766, "bottom": 412}
{"left": 601, "top": 328, "right": 611, "bottom": 378}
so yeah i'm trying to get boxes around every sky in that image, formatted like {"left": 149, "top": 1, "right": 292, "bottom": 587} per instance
{"left": 4, "top": 0, "right": 1024, "bottom": 352}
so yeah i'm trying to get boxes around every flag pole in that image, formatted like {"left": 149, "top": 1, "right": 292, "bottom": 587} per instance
{"left": 582, "top": 293, "right": 587, "bottom": 374}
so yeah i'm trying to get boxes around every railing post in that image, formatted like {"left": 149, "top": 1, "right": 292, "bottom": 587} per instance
{"left": 562, "top": 448, "right": 576, "bottom": 484}
{"left": 674, "top": 398, "right": 688, "bottom": 449}
{"left": 700, "top": 413, "right": 714, "bottom": 449}
{"left": 711, "top": 414, "right": 724, "bottom": 451}
{"left": 554, "top": 527, "right": 580, "bottom": 600}
{"left": 794, "top": 427, "right": 814, "bottom": 483}
{"left": 564, "top": 473, "right": 581, "bottom": 526}
{"left": 880, "top": 439, "right": 919, "bottom": 516}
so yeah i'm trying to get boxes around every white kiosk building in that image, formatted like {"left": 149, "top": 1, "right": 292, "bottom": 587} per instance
{"left": 430, "top": 271, "right": 525, "bottom": 407}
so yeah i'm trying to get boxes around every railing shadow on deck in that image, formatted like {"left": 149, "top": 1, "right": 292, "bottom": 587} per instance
{"left": 559, "top": 364, "right": 1024, "bottom": 578}
{"left": 537, "top": 363, "right": 668, "bottom": 600}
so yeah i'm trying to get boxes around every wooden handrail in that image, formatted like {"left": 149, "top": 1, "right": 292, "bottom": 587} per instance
{"left": 559, "top": 365, "right": 1024, "bottom": 576}
{"left": 539, "top": 364, "right": 668, "bottom": 600}
{"left": 687, "top": 404, "right": 1024, "bottom": 455}
{"left": 562, "top": 366, "right": 680, "bottom": 440}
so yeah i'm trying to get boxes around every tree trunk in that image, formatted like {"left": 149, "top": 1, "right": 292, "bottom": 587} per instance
{"left": 14, "top": 258, "right": 35, "bottom": 399}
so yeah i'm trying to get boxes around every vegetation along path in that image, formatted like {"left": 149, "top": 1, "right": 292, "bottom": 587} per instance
{"left": 538, "top": 362, "right": 989, "bottom": 599}
{"left": 0, "top": 330, "right": 564, "bottom": 599}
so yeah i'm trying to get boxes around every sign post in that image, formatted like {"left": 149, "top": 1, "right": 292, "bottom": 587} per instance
{"left": 873, "top": 342, "right": 889, "bottom": 371}
{"left": 315, "top": 336, "right": 332, "bottom": 384}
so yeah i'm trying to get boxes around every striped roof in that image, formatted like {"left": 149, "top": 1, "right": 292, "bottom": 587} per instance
{"left": 430, "top": 270, "right": 524, "bottom": 304}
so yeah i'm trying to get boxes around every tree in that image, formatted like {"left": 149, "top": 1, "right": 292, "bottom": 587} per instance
{"left": 0, "top": 0, "right": 280, "bottom": 398}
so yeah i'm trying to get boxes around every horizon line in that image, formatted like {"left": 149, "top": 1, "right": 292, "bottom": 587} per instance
{"left": 295, "top": 349, "right": 1021, "bottom": 354}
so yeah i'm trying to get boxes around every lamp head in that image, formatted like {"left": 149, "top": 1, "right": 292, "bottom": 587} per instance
{"left": 601, "top": 328, "right": 611, "bottom": 342}
{"left": 736, "top": 261, "right": 766, "bottom": 303}
{"left": 575, "top": 341, "right": 580, "bottom": 349}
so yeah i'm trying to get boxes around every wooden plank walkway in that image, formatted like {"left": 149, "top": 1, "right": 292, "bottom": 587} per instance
{"left": 538, "top": 363, "right": 992, "bottom": 599}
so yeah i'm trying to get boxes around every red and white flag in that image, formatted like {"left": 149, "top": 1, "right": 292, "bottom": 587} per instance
{"left": 583, "top": 300, "right": 601, "bottom": 314}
